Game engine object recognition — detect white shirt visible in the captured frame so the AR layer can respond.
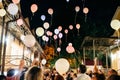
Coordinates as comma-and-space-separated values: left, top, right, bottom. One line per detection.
77, 73, 91, 80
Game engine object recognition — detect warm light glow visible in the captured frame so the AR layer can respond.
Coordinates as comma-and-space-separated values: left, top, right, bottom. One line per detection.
76, 24, 80, 29
48, 8, 53, 15
0, 9, 6, 17
58, 26, 62, 31
36, 27, 44, 37
64, 29, 68, 34
42, 35, 47, 41
66, 43, 75, 53
55, 58, 70, 75
57, 47, 61, 52
110, 19, 120, 30
31, 4, 38, 13
54, 29, 59, 35
17, 18, 23, 26
41, 15, 46, 21
43, 22, 50, 29
75, 6, 80, 12
69, 25, 73, 30
83, 7, 89, 14
41, 59, 47, 65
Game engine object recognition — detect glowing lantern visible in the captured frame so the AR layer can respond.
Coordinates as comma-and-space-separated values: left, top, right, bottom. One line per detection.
58, 33, 63, 39
45, 36, 49, 42
55, 58, 70, 75
76, 24, 80, 29
57, 47, 61, 52
23, 35, 36, 47
17, 18, 23, 26
69, 25, 73, 30
46, 31, 51, 36
7, 3, 18, 15
30, 4, 38, 13
54, 29, 59, 35
43, 22, 50, 29
36, 27, 44, 37
66, 0, 70, 2
41, 15, 46, 21
48, 8, 53, 15
12, 0, 20, 4
42, 35, 46, 41
83, 7, 89, 14
53, 35, 58, 40
49, 32, 53, 36
110, 19, 120, 30
66, 43, 75, 53
64, 29, 68, 34
0, 9, 6, 17
75, 6, 80, 12
58, 26, 62, 31
41, 59, 47, 65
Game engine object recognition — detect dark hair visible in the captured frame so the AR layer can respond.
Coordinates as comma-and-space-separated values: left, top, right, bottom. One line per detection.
0, 75, 6, 80
54, 74, 64, 80
79, 64, 86, 73
7, 69, 16, 77
107, 75, 120, 80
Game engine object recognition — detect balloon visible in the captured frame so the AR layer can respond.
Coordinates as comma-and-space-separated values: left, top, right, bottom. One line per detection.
83, 7, 89, 14
30, 4, 38, 13
54, 29, 59, 35
12, 0, 20, 4
75, 6, 80, 12
43, 22, 50, 29
48, 8, 53, 15
55, 58, 70, 75
0, 9, 6, 17
7, 3, 18, 15
36, 27, 44, 37
17, 18, 23, 26
110, 19, 120, 30
23, 35, 36, 47
41, 15, 46, 21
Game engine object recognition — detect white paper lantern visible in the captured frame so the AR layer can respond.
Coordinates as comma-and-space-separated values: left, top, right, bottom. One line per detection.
36, 27, 44, 37
41, 59, 47, 65
23, 35, 36, 47
41, 15, 46, 21
42, 35, 46, 41
76, 24, 80, 29
75, 6, 80, 12
110, 19, 120, 30
54, 29, 59, 35
57, 47, 61, 52
0, 9, 6, 17
7, 3, 18, 15
58, 33, 63, 39
69, 25, 73, 30
64, 29, 68, 34
43, 22, 50, 29
55, 58, 70, 75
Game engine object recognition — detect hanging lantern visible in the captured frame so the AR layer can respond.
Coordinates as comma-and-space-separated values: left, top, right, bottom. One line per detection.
83, 7, 89, 14
12, 0, 20, 4
0, 0, 2, 2
64, 29, 68, 34
43, 22, 50, 29
57, 47, 61, 52
53, 35, 58, 40
66, 0, 70, 2
58, 26, 62, 31
58, 33, 63, 39
30, 4, 38, 13
17, 18, 23, 26
66, 43, 75, 53
76, 24, 80, 29
54, 29, 59, 35
110, 19, 120, 30
49, 32, 53, 36
46, 31, 51, 36
41, 15, 46, 21
48, 8, 53, 15
42, 35, 47, 41
75, 6, 80, 12
0, 9, 6, 17
55, 58, 70, 75
7, 3, 18, 15
69, 25, 73, 30
41, 59, 47, 65
45, 36, 49, 42
36, 27, 44, 37
23, 35, 36, 47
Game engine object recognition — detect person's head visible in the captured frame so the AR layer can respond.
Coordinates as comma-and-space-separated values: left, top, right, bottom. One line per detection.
0, 75, 6, 80
108, 69, 118, 77
79, 64, 87, 73
54, 74, 64, 80
107, 75, 120, 80
92, 73, 105, 80
25, 66, 43, 80
6, 69, 17, 80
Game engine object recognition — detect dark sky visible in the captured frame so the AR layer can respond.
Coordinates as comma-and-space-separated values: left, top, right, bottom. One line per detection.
20, 0, 120, 48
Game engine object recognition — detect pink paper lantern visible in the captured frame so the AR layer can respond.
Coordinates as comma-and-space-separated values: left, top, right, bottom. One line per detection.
83, 7, 89, 14
53, 35, 58, 40
17, 18, 23, 26
57, 47, 61, 52
69, 25, 73, 30
58, 26, 62, 31
66, 43, 75, 53
48, 8, 53, 15
31, 4, 38, 13
64, 29, 68, 34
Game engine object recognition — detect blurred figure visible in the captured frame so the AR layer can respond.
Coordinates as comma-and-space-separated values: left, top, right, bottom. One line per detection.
54, 74, 64, 80
107, 75, 120, 80
77, 64, 91, 80
91, 73, 105, 80
25, 65, 43, 80
107, 69, 118, 77
0, 74, 6, 80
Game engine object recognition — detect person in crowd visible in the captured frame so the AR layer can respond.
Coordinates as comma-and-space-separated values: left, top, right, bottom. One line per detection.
54, 74, 64, 80
6, 68, 17, 80
107, 69, 118, 77
91, 72, 105, 80
25, 65, 43, 80
0, 74, 6, 80
77, 64, 91, 80
107, 74, 120, 80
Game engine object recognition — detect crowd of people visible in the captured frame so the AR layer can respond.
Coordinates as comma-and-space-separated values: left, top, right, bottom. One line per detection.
0, 59, 120, 80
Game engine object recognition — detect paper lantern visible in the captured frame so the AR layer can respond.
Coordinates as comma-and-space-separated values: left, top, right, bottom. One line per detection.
46, 31, 51, 36
0, 9, 6, 17
57, 47, 61, 52
36, 27, 44, 37
58, 33, 63, 39
0, 0, 2, 2
54, 29, 59, 35
43, 22, 50, 29
55, 58, 70, 75
69, 25, 73, 30
110, 19, 120, 30
75, 6, 80, 12
41, 15, 46, 21
45, 36, 49, 42
23, 35, 36, 47
48, 8, 53, 15
7, 3, 18, 15
31, 4, 38, 13
41, 59, 47, 65
17, 18, 23, 26
66, 43, 75, 53
53, 35, 58, 40
66, 0, 70, 2
76, 24, 80, 29
64, 29, 68, 34
58, 26, 62, 31
42, 35, 46, 41
83, 7, 89, 14
12, 0, 20, 4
